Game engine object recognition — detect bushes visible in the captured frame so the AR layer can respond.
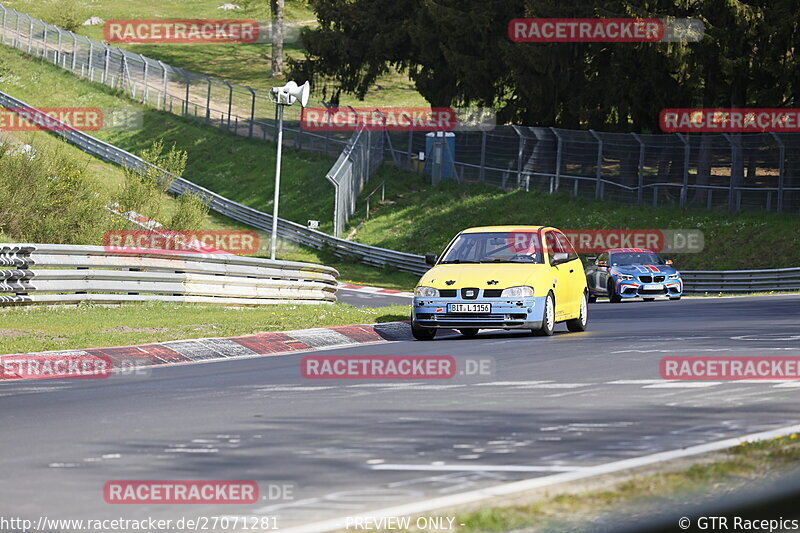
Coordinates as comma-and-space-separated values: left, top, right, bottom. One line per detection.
117, 140, 208, 231
0, 140, 122, 244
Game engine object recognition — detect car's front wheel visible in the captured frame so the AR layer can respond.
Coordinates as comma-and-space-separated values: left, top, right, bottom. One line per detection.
608, 280, 622, 303
532, 292, 555, 336
566, 293, 588, 332
411, 320, 436, 340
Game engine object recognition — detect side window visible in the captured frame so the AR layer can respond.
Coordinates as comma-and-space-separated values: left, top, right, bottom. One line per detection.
554, 232, 579, 262
544, 231, 561, 265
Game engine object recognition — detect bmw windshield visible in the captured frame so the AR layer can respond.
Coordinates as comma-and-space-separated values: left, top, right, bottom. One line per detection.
440, 232, 544, 264
610, 252, 666, 265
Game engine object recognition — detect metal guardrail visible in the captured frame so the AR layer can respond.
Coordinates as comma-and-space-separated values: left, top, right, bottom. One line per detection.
0, 90, 429, 275
1, 90, 797, 292
681, 267, 800, 294
0, 244, 338, 306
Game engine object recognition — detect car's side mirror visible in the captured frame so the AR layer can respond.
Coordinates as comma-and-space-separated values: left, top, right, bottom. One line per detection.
551, 252, 569, 265
425, 254, 438, 266
665, 259, 674, 266
597, 260, 608, 268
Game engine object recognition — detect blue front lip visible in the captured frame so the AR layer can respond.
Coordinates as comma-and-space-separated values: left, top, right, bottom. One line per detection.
413, 295, 546, 329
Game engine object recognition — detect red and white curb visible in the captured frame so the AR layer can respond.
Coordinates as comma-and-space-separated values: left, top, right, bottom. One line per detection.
0, 322, 413, 378
339, 284, 413, 298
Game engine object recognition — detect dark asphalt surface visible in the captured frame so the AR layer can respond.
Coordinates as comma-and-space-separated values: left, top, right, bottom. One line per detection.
1, 295, 799, 530
336, 288, 412, 308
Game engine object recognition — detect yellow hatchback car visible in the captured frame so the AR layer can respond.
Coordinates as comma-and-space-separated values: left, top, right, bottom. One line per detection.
412, 226, 588, 340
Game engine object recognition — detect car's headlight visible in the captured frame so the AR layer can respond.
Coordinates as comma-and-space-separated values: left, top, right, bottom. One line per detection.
668, 273, 680, 279
501, 286, 535, 298
618, 274, 634, 281
414, 286, 440, 297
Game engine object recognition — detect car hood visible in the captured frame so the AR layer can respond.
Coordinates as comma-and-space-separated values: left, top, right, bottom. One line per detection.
613, 264, 678, 276
418, 263, 554, 290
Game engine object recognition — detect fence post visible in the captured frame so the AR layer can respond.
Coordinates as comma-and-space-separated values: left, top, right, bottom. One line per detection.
512, 126, 525, 190
87, 40, 93, 77
183, 73, 191, 116
1, 7, 6, 45
56, 28, 64, 64
202, 74, 211, 122
13, 10, 20, 48
157, 60, 168, 110
27, 17, 33, 54
247, 87, 256, 137
675, 133, 690, 208
223, 80, 233, 128
723, 133, 739, 213
549, 127, 562, 194
479, 130, 487, 182
102, 45, 111, 85
770, 132, 785, 213
631, 133, 645, 205
407, 131, 414, 170
71, 34, 78, 71
589, 130, 603, 199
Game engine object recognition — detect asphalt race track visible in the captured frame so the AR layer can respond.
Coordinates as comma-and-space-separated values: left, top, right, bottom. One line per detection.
1, 295, 799, 530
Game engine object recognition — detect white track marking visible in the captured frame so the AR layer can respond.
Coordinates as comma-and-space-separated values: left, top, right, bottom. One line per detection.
643, 382, 721, 388
279, 422, 800, 533
369, 464, 588, 473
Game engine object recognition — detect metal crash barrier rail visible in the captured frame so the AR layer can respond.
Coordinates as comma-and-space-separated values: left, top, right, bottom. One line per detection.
0, 244, 339, 306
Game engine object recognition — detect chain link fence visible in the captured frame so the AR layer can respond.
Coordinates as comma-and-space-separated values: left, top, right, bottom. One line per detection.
326, 124, 385, 236
2, 4, 798, 224
389, 127, 800, 213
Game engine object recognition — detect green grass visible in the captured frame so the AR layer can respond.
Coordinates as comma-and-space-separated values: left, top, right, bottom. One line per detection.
1, 0, 428, 107
0, 301, 409, 354
372, 434, 800, 533
348, 177, 800, 270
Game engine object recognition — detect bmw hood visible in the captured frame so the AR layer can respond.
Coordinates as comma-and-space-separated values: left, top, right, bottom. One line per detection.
613, 264, 678, 276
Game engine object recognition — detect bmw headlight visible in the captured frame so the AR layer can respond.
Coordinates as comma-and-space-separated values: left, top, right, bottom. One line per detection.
618, 274, 634, 281
501, 286, 535, 298
414, 286, 440, 297
669, 273, 680, 279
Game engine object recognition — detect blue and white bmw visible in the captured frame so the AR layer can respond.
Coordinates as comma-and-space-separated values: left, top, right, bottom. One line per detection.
585, 248, 683, 303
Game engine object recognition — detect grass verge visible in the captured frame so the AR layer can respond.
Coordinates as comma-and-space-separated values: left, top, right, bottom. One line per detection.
358, 434, 800, 532
0, 301, 410, 354
350, 177, 800, 271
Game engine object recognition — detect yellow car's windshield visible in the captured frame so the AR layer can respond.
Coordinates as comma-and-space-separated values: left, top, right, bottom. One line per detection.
440, 231, 544, 264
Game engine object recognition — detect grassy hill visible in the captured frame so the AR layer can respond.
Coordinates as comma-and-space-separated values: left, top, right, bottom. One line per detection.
2, 44, 797, 289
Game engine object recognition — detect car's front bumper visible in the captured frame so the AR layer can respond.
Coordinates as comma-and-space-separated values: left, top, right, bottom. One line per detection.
412, 296, 546, 329
617, 279, 683, 298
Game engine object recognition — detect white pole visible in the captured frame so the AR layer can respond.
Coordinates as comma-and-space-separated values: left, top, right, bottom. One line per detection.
270, 104, 284, 260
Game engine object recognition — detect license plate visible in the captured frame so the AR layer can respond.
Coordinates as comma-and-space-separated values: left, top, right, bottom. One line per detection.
643, 284, 664, 290
449, 303, 491, 313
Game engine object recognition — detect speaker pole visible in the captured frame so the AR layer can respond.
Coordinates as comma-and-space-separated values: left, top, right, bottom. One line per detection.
270, 102, 284, 261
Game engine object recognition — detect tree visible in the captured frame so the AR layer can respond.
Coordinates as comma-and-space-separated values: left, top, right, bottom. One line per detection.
291, 0, 799, 131
270, 0, 285, 77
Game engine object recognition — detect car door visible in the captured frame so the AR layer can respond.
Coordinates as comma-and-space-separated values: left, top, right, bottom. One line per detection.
594, 252, 610, 293
553, 231, 584, 316
544, 230, 573, 320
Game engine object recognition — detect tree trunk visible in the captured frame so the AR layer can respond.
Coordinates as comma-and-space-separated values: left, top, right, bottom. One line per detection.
270, 0, 284, 77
